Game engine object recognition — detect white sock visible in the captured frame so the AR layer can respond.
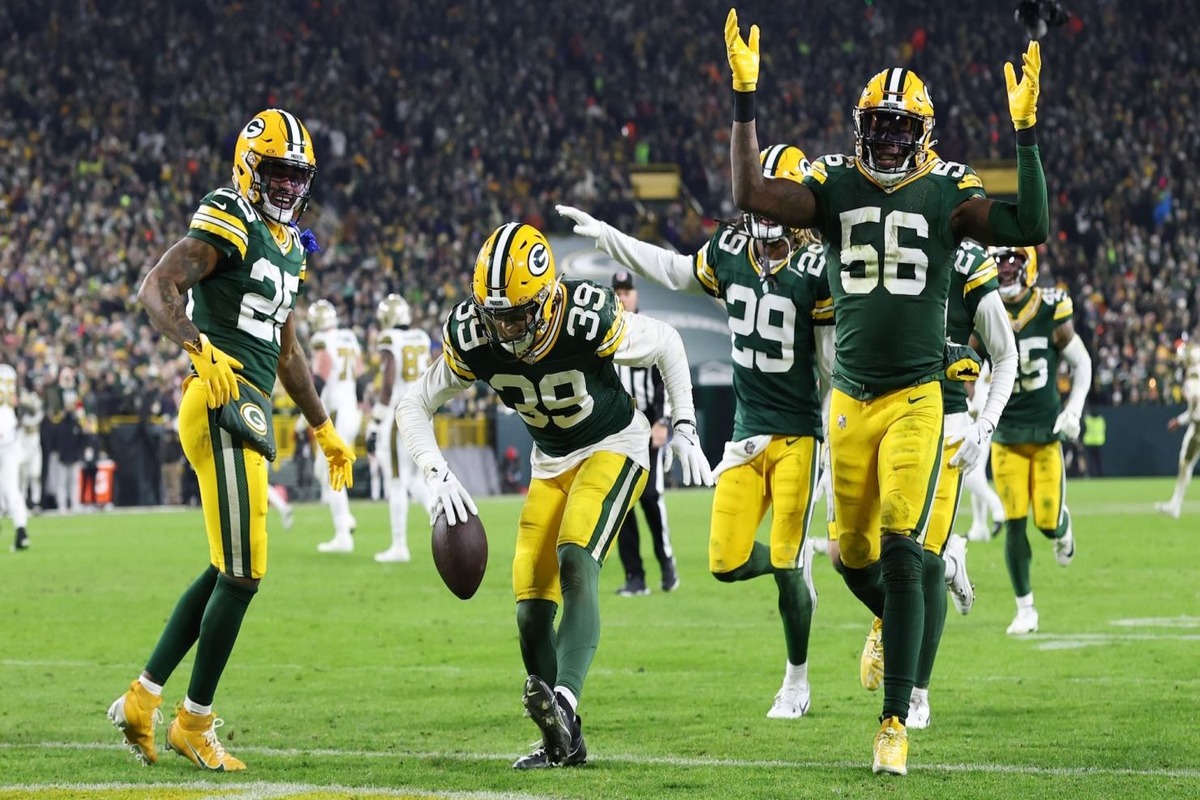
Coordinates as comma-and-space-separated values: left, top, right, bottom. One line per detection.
1016, 592, 1035, 611
137, 675, 163, 696
554, 686, 578, 717
183, 697, 213, 717
911, 686, 929, 702
783, 661, 808, 689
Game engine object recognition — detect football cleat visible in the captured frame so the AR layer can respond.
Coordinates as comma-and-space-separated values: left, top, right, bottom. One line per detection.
872, 716, 909, 776
107, 680, 163, 766
860, 617, 885, 691
374, 545, 412, 563
766, 682, 811, 719
12, 527, 29, 551
616, 575, 650, 597
1155, 501, 1182, 520
907, 688, 930, 730
943, 534, 974, 615
521, 676, 573, 765
513, 715, 588, 769
1006, 606, 1039, 636
316, 534, 354, 554
280, 506, 294, 531
165, 707, 246, 771
661, 559, 680, 593
1053, 515, 1076, 566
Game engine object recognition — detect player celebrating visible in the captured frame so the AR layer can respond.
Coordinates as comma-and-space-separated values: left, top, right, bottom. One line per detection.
988, 246, 1090, 636
558, 142, 833, 720
370, 294, 433, 562
1156, 340, 1200, 518
308, 299, 363, 553
725, 8, 1048, 775
108, 108, 355, 772
397, 222, 712, 769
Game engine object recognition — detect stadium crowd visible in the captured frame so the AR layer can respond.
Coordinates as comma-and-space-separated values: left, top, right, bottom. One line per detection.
1, 0, 1197, 479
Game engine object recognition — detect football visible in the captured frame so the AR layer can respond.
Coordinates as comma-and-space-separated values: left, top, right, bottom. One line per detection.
431, 511, 488, 600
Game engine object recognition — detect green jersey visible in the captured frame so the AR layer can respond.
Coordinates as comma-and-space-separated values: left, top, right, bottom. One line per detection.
803, 154, 985, 399
441, 279, 634, 458
993, 287, 1074, 444
693, 228, 832, 440
944, 242, 1000, 414
186, 188, 307, 394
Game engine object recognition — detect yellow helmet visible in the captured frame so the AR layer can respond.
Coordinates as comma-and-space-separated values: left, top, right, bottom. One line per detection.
853, 68, 936, 187
377, 293, 412, 329
308, 299, 338, 332
232, 109, 317, 225
743, 145, 812, 277
472, 222, 558, 360
989, 246, 1039, 299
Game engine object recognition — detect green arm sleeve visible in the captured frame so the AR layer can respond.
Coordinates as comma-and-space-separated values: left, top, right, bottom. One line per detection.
986, 130, 1049, 246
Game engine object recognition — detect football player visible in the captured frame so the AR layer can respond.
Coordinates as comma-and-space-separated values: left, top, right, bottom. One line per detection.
397, 222, 712, 769
726, 9, 1048, 775
17, 386, 43, 512
1156, 340, 1200, 518
988, 246, 1090, 636
558, 142, 833, 720
370, 293, 433, 562
308, 299, 364, 553
109, 108, 355, 772
0, 363, 30, 551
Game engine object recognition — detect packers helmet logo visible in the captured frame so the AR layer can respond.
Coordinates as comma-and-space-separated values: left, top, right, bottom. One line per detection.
243, 118, 265, 139
528, 243, 550, 277
239, 402, 269, 435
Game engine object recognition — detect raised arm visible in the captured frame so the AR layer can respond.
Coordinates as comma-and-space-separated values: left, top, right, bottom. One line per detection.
556, 205, 703, 294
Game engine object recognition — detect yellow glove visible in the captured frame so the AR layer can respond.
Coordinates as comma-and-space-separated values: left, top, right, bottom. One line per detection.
313, 419, 356, 491
1004, 40, 1041, 130
183, 333, 243, 409
724, 8, 759, 92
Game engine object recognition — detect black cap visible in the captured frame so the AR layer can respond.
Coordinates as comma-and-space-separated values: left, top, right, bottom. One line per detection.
612, 270, 635, 290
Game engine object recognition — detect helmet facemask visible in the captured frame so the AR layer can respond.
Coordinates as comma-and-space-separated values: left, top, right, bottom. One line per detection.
854, 108, 932, 188
476, 286, 553, 361
993, 249, 1032, 300
742, 213, 794, 280
250, 157, 316, 225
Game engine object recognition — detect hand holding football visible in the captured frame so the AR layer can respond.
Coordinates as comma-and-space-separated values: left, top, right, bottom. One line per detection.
431, 511, 488, 599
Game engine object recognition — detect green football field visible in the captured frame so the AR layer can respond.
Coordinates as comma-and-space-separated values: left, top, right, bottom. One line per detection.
1, 477, 1197, 800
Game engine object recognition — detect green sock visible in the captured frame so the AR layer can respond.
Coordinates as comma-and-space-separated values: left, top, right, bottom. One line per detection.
914, 552, 947, 689
554, 544, 602, 702
773, 568, 813, 666
712, 540, 773, 582
145, 565, 219, 684
880, 535, 924, 723
840, 560, 885, 619
1005, 517, 1033, 597
516, 599, 559, 686
186, 575, 257, 706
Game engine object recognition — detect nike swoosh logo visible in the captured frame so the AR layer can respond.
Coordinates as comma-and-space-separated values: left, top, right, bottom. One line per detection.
210, 199, 227, 210
785, 437, 800, 446
211, 353, 219, 364
908, 396, 926, 405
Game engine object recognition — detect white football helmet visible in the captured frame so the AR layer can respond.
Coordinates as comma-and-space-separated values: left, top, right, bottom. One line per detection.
309, 299, 338, 332
377, 294, 412, 329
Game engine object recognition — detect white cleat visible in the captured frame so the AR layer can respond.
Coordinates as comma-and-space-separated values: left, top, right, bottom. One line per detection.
317, 536, 354, 554
1006, 606, 1039, 635
766, 682, 811, 719
907, 688, 930, 730
1155, 501, 1181, 520
374, 546, 411, 563
280, 506, 294, 531
943, 534, 974, 615
1053, 516, 1076, 567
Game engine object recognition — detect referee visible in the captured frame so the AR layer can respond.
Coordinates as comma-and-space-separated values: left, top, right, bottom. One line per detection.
612, 271, 679, 595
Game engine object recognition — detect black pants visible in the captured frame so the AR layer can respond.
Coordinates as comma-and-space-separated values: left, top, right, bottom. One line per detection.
616, 446, 673, 580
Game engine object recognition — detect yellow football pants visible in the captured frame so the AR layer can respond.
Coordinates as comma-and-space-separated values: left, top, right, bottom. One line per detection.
991, 440, 1066, 531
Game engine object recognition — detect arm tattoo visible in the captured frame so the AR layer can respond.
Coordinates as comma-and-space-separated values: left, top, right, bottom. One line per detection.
138, 238, 216, 347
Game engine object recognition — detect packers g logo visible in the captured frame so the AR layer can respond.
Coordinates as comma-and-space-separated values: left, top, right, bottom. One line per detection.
243, 118, 265, 139
240, 402, 269, 435
527, 243, 550, 277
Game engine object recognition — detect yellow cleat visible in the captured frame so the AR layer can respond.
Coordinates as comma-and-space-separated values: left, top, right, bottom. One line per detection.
107, 680, 163, 766
872, 715, 909, 776
165, 706, 247, 771
859, 617, 885, 691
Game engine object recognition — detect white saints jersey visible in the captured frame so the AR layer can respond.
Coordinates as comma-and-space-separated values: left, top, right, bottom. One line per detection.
377, 326, 432, 404
312, 327, 362, 405
1182, 343, 1200, 382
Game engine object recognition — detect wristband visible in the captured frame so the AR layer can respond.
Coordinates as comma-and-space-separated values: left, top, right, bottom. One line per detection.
733, 91, 755, 123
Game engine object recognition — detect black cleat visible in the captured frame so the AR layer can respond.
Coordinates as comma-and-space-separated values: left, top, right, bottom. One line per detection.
660, 558, 680, 593
989, 520, 1003, 540
514, 715, 587, 769
616, 575, 650, 597
12, 527, 29, 552
520, 676, 573, 765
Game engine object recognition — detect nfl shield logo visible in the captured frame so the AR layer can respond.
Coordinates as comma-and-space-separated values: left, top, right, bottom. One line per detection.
837, 414, 847, 430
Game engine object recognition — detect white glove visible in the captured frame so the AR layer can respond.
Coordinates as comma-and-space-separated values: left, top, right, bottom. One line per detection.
816, 442, 832, 501
1053, 409, 1081, 440
947, 419, 995, 474
663, 421, 714, 487
426, 465, 478, 526
556, 204, 605, 240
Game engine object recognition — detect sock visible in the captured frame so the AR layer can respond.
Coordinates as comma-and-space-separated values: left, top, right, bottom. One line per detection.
138, 675, 164, 696
186, 574, 257, 707
911, 686, 929, 702
840, 560, 885, 618
554, 686, 579, 717
879, 535, 924, 723
773, 567, 813, 666
1016, 592, 1035, 611
145, 565, 219, 684
783, 660, 808, 690
516, 599, 559, 686
183, 697, 213, 717
915, 551, 947, 688
1004, 517, 1033, 597
712, 540, 773, 582
553, 544, 602, 702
